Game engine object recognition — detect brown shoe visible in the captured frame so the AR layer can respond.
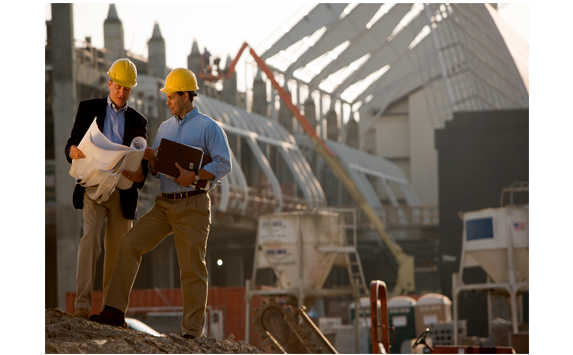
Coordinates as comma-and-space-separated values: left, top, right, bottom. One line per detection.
182, 334, 196, 340
73, 307, 90, 320
89, 306, 127, 328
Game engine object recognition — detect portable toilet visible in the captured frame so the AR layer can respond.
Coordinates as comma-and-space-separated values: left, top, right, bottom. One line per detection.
414, 293, 452, 335
349, 297, 370, 325
388, 296, 417, 354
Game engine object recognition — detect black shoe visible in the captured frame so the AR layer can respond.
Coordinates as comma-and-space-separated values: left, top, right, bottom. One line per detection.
89, 306, 127, 328
182, 334, 196, 340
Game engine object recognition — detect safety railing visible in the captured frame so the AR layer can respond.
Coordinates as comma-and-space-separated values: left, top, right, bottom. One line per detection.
341, 205, 439, 229
208, 186, 438, 228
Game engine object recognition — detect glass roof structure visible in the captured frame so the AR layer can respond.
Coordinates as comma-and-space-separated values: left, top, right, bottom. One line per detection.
259, 3, 528, 131
195, 95, 326, 214
296, 135, 421, 209
196, 93, 424, 214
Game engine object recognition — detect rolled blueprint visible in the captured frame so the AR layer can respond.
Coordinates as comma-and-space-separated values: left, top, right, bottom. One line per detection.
116, 136, 147, 190
69, 117, 147, 202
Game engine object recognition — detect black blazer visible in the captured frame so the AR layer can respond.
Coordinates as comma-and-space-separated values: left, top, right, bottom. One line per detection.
65, 98, 149, 220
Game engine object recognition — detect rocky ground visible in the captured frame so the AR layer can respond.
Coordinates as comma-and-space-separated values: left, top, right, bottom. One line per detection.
45, 308, 266, 354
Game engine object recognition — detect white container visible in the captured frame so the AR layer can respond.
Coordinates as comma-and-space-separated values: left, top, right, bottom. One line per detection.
461, 206, 529, 284
256, 211, 344, 290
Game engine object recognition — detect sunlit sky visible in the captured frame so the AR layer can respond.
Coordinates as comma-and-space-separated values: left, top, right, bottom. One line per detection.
44, 3, 529, 75
44, 2, 318, 71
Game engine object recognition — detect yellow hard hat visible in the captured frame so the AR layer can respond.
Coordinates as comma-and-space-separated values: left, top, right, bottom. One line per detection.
160, 68, 199, 94
107, 58, 138, 88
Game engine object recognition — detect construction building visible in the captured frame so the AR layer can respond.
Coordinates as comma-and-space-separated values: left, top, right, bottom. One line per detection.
45, 3, 528, 345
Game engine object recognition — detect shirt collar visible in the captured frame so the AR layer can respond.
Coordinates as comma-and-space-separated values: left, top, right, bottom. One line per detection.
176, 107, 198, 123
107, 95, 129, 113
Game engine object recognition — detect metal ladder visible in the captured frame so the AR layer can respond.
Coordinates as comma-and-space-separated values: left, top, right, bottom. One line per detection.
345, 248, 368, 297
318, 208, 368, 298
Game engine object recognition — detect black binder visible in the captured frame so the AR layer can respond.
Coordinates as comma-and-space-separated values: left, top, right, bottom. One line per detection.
154, 138, 212, 189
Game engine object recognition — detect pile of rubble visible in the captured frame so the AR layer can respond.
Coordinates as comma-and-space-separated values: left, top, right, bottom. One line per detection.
45, 308, 265, 354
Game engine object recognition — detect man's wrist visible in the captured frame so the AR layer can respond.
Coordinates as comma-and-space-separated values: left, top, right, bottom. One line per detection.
149, 158, 157, 175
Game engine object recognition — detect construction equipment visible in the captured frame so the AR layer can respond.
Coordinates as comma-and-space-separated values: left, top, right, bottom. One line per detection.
251, 280, 517, 354
411, 328, 516, 354
369, 280, 517, 354
227, 42, 415, 297
198, 44, 248, 82
253, 298, 338, 354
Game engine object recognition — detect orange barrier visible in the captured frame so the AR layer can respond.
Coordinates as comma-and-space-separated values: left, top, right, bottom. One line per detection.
370, 280, 391, 354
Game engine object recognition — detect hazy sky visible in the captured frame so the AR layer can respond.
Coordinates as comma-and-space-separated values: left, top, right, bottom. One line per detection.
45, 2, 318, 70
497, 3, 529, 42
45, 3, 529, 72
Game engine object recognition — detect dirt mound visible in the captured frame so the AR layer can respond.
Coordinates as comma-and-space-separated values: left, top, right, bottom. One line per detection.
45, 308, 265, 354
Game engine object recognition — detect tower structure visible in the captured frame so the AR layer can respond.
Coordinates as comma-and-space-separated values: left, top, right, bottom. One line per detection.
346, 114, 359, 148
103, 3, 125, 63
251, 69, 268, 116
221, 54, 237, 106
147, 21, 166, 79
278, 85, 295, 134
187, 39, 202, 88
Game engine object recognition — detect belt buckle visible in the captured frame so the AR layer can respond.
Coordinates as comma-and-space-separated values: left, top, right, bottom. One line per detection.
177, 192, 184, 200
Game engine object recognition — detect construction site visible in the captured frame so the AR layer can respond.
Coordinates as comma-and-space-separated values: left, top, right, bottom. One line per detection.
45, 3, 529, 354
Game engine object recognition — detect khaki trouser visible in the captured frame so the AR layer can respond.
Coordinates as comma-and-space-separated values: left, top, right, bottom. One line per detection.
75, 189, 133, 311
105, 193, 211, 338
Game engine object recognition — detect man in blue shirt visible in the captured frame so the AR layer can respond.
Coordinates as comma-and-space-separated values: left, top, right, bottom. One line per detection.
91, 68, 231, 340
65, 58, 148, 321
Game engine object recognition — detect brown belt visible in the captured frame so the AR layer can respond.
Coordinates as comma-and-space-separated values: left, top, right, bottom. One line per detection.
161, 190, 206, 200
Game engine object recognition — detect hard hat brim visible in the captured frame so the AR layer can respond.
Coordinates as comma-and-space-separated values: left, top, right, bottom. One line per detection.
108, 75, 137, 89
160, 86, 199, 94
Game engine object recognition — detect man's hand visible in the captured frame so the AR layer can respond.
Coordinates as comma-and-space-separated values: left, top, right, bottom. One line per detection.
70, 145, 86, 159
144, 147, 159, 173
143, 147, 158, 161
122, 163, 145, 183
174, 162, 196, 187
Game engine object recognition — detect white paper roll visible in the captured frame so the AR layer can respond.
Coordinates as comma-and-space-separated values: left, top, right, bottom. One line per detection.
69, 117, 148, 196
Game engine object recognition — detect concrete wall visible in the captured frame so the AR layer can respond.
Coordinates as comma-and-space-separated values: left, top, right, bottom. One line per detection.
368, 98, 409, 202
366, 92, 442, 206
373, 98, 410, 163
51, 3, 82, 310
409, 88, 441, 206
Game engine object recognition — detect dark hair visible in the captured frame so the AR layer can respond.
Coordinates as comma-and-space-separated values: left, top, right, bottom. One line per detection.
176, 91, 197, 102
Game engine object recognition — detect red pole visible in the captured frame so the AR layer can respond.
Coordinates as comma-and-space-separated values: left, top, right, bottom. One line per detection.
370, 280, 390, 354
225, 42, 249, 80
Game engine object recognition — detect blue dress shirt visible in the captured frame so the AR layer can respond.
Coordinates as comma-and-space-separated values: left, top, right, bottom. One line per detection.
103, 95, 127, 144
151, 107, 232, 194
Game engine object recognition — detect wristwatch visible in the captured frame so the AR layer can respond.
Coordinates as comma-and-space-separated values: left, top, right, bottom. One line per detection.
194, 172, 201, 182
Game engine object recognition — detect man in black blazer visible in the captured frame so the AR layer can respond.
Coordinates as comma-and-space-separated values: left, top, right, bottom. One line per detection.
64, 58, 149, 321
